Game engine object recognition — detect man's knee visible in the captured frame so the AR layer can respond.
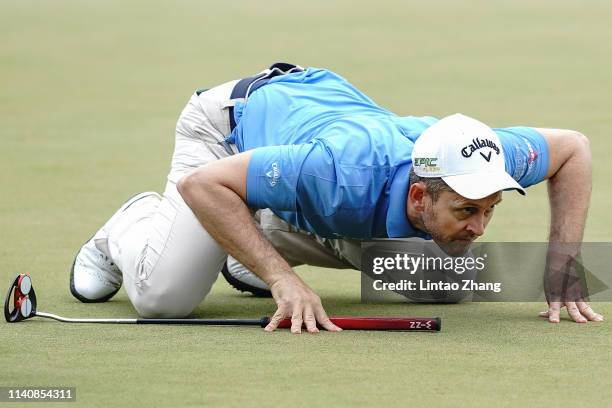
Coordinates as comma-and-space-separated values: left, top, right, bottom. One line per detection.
131, 288, 200, 318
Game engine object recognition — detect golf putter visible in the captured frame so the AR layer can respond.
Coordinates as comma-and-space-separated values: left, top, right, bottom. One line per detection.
4, 274, 441, 331
4, 273, 37, 323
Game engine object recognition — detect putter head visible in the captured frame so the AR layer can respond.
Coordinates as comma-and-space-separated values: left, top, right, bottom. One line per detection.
4, 274, 37, 323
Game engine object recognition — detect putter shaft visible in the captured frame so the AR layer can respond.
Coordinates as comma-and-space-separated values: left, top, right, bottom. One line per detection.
33, 312, 440, 331
35, 312, 267, 326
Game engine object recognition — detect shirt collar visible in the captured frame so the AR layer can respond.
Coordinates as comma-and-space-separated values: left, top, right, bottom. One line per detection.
386, 163, 432, 239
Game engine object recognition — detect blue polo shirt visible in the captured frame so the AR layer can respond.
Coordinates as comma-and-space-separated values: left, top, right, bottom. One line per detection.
228, 67, 549, 239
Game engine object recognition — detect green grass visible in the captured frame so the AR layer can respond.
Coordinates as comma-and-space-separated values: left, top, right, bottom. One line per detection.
1, 1, 611, 406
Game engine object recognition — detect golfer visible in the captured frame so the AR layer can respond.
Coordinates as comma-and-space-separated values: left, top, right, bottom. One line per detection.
70, 63, 603, 333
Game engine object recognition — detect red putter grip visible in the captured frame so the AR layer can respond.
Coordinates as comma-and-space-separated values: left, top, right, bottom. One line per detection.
275, 316, 441, 331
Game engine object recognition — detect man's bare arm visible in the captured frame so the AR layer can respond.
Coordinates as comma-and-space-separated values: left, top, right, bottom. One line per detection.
177, 151, 341, 333
535, 127, 603, 323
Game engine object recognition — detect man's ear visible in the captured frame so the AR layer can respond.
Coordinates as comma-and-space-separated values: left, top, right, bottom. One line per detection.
408, 182, 428, 213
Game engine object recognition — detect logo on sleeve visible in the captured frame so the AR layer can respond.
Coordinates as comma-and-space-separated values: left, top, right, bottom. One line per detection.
512, 144, 526, 180
461, 138, 500, 162
266, 162, 280, 187
525, 139, 539, 177
526, 141, 538, 165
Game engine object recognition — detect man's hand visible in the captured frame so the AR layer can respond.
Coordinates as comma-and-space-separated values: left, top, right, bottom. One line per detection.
265, 276, 342, 333
536, 128, 604, 323
539, 302, 604, 323
539, 247, 604, 323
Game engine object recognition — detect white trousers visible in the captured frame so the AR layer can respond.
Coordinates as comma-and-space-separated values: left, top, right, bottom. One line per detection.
105, 79, 360, 318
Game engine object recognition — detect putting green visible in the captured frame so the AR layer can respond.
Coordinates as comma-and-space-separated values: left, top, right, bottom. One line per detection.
1, 1, 611, 406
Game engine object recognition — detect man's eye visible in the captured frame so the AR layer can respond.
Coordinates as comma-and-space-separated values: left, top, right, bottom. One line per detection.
461, 208, 476, 215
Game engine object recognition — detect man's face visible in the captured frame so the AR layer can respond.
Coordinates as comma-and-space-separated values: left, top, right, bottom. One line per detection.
420, 190, 502, 256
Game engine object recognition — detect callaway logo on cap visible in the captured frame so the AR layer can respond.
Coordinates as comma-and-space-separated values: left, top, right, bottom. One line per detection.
411, 113, 525, 199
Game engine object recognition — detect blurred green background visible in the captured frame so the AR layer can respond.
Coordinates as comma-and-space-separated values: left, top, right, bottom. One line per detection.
1, 1, 611, 407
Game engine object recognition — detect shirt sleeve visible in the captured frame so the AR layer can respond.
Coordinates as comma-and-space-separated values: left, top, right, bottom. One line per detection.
494, 126, 550, 188
246, 144, 315, 211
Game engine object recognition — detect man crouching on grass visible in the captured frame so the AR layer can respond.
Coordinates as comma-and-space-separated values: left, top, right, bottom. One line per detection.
69, 63, 603, 332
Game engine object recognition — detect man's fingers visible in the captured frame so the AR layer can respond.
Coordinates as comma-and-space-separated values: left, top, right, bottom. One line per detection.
291, 308, 303, 334
303, 306, 319, 334
266, 279, 338, 333
565, 301, 587, 323
548, 302, 561, 323
314, 307, 342, 332
540, 302, 604, 323
264, 308, 286, 332
576, 301, 604, 322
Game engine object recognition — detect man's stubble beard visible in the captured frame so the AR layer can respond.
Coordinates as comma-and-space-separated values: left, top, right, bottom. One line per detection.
421, 205, 472, 257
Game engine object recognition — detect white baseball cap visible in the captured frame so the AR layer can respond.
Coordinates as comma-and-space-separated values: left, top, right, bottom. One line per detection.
411, 113, 525, 199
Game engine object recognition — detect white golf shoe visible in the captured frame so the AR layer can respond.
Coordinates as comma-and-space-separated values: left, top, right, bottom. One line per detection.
70, 192, 161, 303
221, 256, 272, 297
